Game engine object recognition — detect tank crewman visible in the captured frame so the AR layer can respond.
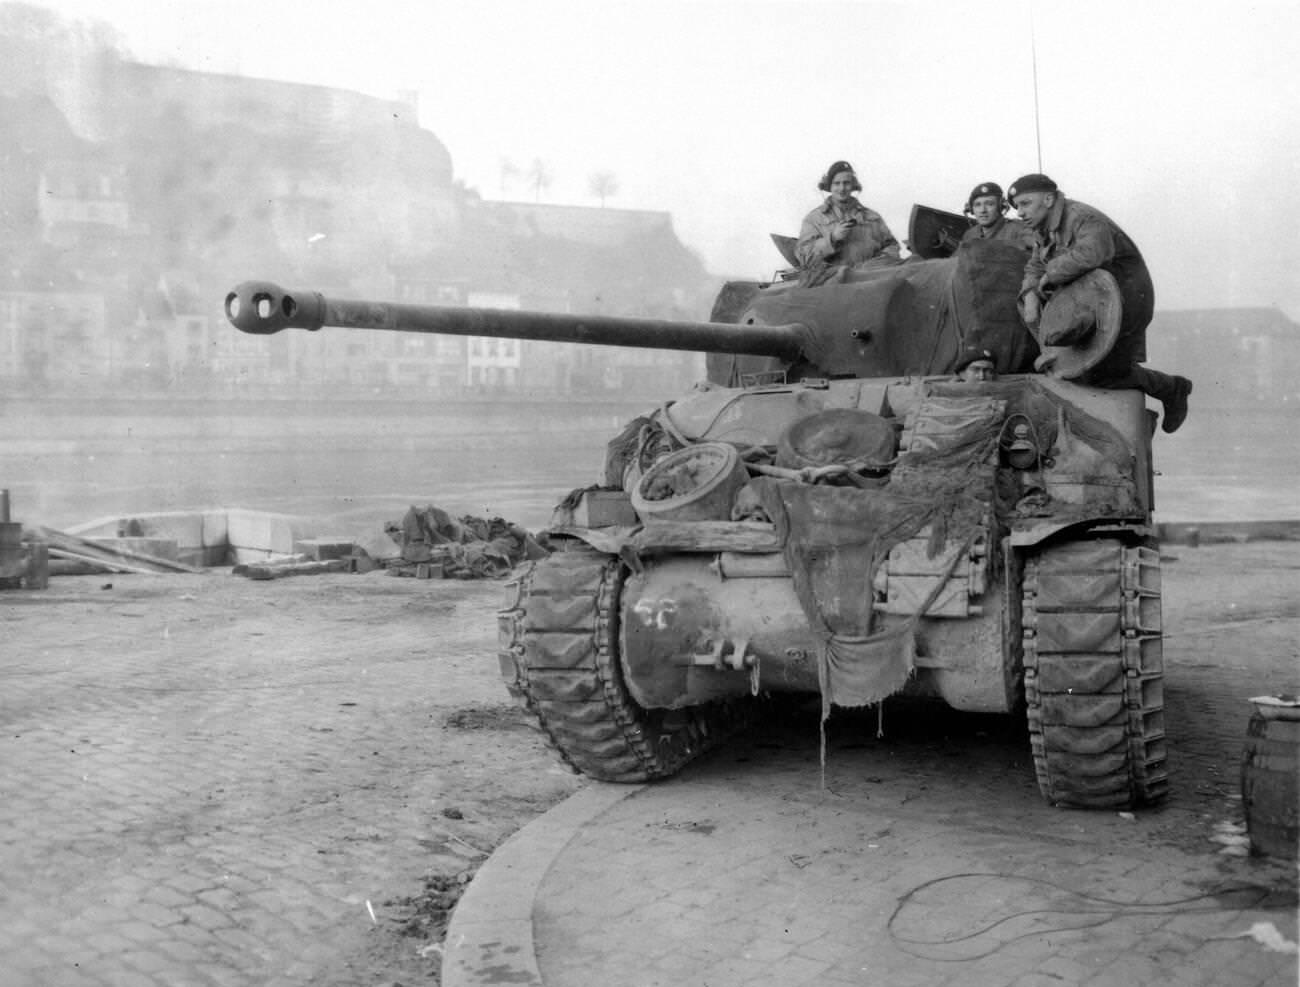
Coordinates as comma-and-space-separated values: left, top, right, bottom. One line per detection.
961, 182, 1036, 251
795, 160, 901, 271
1010, 173, 1193, 433
953, 345, 998, 382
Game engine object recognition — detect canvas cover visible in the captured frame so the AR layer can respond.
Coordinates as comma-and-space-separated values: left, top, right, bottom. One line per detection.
725, 242, 1036, 381
748, 377, 1139, 713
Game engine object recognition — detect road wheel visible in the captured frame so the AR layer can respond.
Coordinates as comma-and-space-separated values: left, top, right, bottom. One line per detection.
498, 550, 747, 781
1022, 538, 1169, 808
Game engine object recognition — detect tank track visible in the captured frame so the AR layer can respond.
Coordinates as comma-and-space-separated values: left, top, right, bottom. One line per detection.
1022, 538, 1169, 808
498, 549, 748, 782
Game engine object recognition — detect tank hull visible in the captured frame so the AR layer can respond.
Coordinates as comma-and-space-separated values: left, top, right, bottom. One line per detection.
619, 554, 1017, 714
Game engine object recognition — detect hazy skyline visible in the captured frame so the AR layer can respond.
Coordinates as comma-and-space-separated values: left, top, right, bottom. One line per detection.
29, 0, 1300, 317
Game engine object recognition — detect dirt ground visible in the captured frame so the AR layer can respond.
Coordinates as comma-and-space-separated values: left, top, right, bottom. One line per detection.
1, 539, 1297, 986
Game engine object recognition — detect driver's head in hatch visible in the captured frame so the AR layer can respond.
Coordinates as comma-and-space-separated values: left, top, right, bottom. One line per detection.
955, 346, 998, 382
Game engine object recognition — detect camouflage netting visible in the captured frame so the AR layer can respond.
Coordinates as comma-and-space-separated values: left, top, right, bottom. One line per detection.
752, 377, 1141, 712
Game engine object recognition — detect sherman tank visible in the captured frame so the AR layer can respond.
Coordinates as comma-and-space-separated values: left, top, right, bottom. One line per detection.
226, 209, 1168, 809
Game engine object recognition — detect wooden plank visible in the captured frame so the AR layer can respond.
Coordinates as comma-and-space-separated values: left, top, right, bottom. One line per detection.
233, 559, 349, 580
632, 521, 781, 554
36, 526, 204, 574
47, 547, 161, 576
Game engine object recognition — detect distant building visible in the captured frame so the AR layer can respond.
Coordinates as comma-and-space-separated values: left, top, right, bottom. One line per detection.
0, 289, 106, 386
1148, 307, 1300, 404
0, 34, 713, 398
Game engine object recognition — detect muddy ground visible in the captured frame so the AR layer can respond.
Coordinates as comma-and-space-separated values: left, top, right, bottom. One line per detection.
0, 540, 1296, 986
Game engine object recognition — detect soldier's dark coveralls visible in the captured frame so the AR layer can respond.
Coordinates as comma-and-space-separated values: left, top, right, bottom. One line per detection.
1016, 185, 1192, 432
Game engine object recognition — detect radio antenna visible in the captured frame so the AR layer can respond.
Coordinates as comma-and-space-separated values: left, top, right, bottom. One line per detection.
1030, 0, 1043, 171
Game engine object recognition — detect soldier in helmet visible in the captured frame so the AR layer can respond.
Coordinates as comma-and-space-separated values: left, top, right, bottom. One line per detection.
1010, 173, 1193, 433
961, 181, 1035, 251
795, 160, 901, 273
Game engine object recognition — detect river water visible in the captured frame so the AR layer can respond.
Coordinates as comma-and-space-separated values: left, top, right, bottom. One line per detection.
0, 394, 1295, 534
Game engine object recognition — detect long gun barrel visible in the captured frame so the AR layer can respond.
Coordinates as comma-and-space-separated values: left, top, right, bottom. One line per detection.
225, 281, 807, 360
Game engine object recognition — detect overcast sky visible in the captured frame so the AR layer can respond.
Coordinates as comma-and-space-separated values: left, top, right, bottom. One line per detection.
34, 0, 1300, 317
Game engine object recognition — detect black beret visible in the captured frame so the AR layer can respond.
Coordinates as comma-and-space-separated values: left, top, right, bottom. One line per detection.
1007, 174, 1058, 199
954, 346, 997, 373
818, 160, 862, 192
965, 182, 1006, 213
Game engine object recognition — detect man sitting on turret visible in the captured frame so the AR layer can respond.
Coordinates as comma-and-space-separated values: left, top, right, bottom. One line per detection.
796, 160, 901, 277
961, 182, 1035, 251
1011, 173, 1192, 434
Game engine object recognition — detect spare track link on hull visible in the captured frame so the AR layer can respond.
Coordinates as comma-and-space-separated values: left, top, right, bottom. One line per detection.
1022, 538, 1169, 808
498, 550, 747, 782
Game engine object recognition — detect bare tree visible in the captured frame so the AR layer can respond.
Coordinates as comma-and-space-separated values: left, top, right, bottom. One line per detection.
498, 157, 520, 195
527, 158, 552, 202
587, 170, 619, 207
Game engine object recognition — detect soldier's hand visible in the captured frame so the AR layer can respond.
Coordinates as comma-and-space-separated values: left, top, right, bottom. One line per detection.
831, 219, 857, 243
1021, 292, 1042, 327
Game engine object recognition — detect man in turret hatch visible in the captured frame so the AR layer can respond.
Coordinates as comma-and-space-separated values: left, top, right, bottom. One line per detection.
796, 160, 900, 278
961, 181, 1035, 252
1010, 173, 1193, 433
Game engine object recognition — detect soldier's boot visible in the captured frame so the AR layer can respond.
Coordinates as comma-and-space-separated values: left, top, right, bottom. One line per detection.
1135, 367, 1193, 434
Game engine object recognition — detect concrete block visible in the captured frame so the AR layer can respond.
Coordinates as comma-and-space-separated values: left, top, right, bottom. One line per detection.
225, 510, 319, 555
347, 553, 379, 573
229, 546, 295, 565
0, 521, 22, 578
180, 545, 230, 567
354, 529, 403, 562
68, 511, 228, 555
292, 538, 356, 561
200, 512, 229, 549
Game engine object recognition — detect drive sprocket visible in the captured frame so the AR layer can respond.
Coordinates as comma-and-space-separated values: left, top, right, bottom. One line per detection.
498, 549, 748, 781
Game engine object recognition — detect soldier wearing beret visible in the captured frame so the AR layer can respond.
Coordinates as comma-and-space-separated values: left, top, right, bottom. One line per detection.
1010, 173, 1193, 433
961, 182, 1035, 252
954, 345, 998, 382
795, 160, 901, 273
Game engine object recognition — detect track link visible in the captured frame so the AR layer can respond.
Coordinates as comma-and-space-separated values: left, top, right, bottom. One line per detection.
498, 550, 746, 782
1022, 538, 1169, 808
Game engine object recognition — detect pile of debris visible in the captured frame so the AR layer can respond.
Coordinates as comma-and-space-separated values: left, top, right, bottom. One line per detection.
231, 505, 549, 581
9, 496, 549, 583
381, 505, 549, 579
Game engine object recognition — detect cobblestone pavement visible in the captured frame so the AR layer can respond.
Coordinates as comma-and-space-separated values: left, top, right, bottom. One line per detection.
0, 571, 581, 987
3, 544, 1297, 987
446, 542, 1299, 987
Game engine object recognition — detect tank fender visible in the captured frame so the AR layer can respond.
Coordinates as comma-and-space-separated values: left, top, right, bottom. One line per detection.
1008, 520, 1156, 550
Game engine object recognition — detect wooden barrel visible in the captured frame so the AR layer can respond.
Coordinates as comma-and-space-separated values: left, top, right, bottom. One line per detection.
1241, 706, 1300, 859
